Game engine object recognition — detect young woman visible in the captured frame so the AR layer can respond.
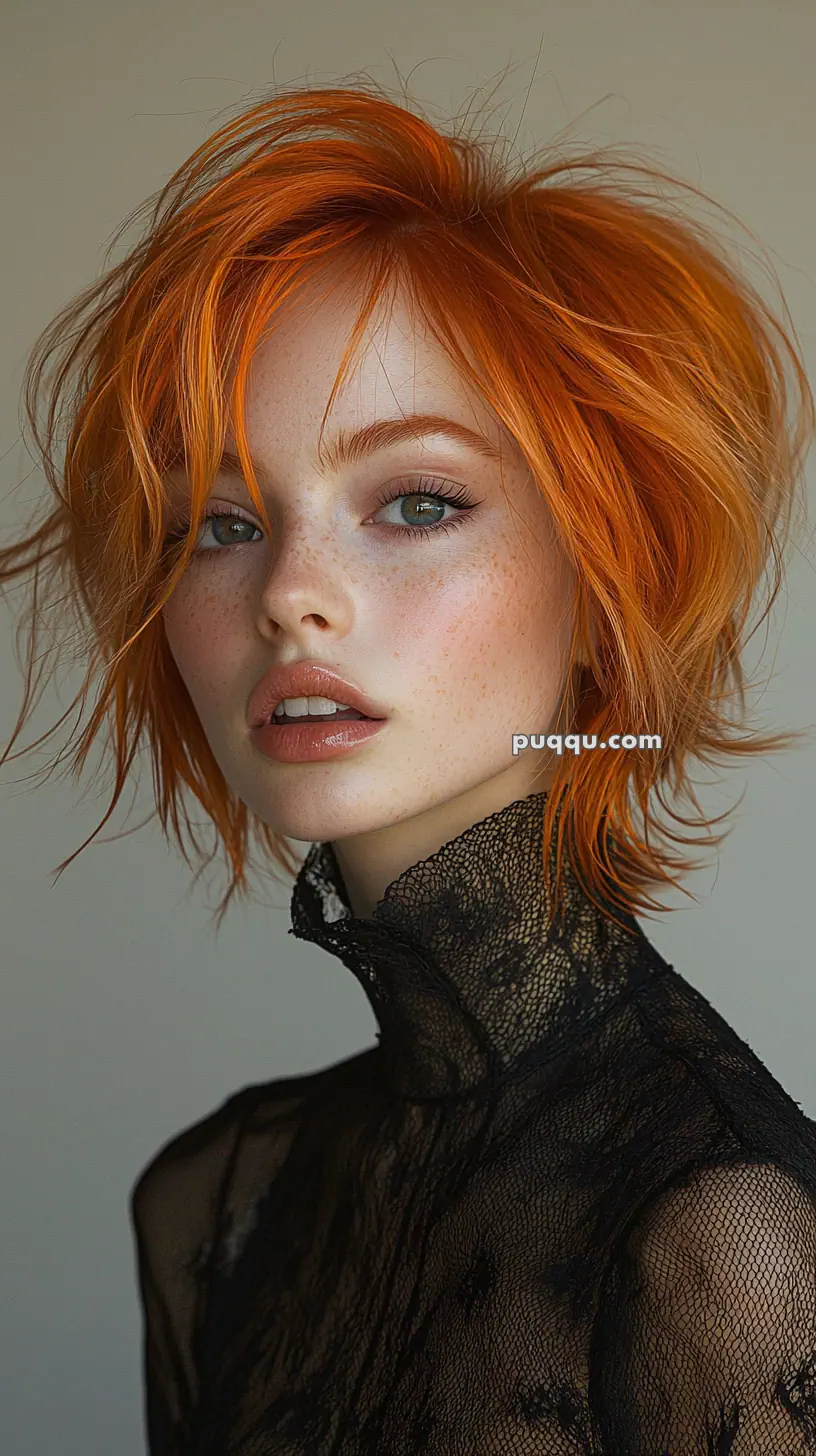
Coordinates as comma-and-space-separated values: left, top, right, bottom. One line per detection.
4, 79, 816, 1454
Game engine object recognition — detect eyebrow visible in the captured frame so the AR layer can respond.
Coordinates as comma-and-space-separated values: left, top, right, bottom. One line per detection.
215, 413, 503, 482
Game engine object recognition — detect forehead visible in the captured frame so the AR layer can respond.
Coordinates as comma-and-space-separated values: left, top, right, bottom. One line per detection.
224, 262, 513, 462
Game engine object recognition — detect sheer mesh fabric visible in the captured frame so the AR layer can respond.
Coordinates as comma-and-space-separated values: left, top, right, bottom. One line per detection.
131, 791, 816, 1454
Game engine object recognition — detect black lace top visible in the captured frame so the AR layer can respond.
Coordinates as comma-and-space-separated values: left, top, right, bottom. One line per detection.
131, 791, 816, 1454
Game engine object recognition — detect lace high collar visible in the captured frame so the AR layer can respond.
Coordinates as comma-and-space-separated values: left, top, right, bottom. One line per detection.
288, 791, 668, 1102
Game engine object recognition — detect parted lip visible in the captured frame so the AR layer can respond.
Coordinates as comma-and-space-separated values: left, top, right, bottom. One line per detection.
247, 660, 390, 728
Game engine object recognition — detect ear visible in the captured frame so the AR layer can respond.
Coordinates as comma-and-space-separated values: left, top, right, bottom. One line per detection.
573, 618, 598, 670
570, 581, 598, 670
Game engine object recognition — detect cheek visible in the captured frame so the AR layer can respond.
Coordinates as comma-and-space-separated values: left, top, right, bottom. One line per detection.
382, 546, 570, 723
161, 578, 246, 700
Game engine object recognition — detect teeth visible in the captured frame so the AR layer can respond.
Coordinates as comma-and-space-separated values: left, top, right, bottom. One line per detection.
272, 696, 352, 718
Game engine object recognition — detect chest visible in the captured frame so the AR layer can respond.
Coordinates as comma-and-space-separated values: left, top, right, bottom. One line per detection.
190, 1110, 616, 1455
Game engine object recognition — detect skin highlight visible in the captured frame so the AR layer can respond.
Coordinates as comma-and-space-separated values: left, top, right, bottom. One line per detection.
161, 264, 580, 919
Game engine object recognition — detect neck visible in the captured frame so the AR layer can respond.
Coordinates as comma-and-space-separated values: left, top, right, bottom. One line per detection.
330, 765, 556, 920
289, 789, 670, 1101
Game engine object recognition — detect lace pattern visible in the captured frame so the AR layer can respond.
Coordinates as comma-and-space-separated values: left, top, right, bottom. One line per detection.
130, 790, 816, 1453
289, 792, 667, 1099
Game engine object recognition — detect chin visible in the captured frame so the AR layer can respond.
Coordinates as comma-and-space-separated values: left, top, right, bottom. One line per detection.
238, 783, 397, 847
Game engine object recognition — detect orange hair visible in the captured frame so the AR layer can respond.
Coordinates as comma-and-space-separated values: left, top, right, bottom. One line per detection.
1, 76, 813, 936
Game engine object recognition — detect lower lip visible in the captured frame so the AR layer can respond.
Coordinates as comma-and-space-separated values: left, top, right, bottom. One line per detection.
250, 716, 387, 762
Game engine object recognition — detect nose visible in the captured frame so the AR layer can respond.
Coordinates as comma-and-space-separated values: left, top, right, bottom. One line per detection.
253, 526, 356, 642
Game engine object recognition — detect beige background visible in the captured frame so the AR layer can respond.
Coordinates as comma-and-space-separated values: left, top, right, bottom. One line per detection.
2, 2, 815, 1452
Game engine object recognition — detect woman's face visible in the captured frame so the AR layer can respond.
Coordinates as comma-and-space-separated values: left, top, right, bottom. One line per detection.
162, 262, 577, 868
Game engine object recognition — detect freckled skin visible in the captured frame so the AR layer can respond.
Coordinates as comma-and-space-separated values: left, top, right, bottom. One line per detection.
161, 262, 578, 917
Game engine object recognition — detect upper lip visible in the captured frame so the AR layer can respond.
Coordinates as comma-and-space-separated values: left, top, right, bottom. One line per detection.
247, 660, 390, 728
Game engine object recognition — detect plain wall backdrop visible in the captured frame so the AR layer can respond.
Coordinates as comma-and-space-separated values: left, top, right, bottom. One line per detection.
2, 2, 815, 1453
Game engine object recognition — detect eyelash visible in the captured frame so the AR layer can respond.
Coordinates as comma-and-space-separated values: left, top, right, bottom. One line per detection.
165, 477, 480, 554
